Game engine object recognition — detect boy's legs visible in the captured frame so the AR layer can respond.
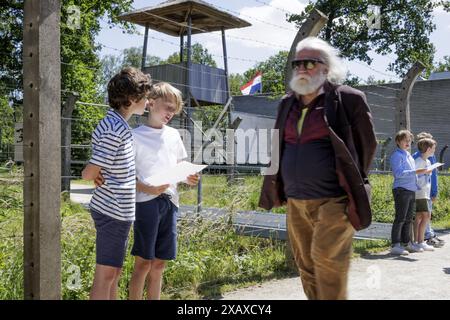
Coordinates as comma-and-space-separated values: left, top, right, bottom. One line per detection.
419, 212, 431, 243
392, 188, 414, 245
129, 256, 152, 300
401, 191, 415, 245
424, 222, 434, 240
129, 196, 177, 300
90, 210, 132, 300
146, 259, 166, 300
413, 213, 422, 243
110, 268, 124, 300
90, 264, 121, 300
416, 212, 427, 243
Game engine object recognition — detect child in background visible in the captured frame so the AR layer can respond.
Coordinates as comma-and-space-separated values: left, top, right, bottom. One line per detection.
390, 130, 431, 255
412, 132, 445, 248
413, 138, 436, 251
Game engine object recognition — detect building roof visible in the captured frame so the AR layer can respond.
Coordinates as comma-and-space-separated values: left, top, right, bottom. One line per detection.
118, 0, 251, 37
233, 95, 278, 118
428, 71, 450, 81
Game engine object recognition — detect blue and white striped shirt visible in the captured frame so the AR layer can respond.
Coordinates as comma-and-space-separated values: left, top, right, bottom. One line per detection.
89, 110, 136, 221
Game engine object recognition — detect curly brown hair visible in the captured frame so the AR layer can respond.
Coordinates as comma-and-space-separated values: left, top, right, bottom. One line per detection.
107, 67, 152, 110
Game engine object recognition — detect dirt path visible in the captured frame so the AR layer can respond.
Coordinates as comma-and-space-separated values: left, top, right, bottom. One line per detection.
221, 232, 450, 300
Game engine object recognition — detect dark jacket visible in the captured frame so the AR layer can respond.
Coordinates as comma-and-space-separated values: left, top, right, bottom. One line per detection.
258, 82, 377, 230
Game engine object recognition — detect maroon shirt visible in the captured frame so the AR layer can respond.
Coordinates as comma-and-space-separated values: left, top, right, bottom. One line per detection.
281, 92, 345, 200
283, 93, 329, 144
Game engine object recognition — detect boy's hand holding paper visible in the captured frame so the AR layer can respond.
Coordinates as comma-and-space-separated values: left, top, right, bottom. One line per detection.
144, 161, 207, 186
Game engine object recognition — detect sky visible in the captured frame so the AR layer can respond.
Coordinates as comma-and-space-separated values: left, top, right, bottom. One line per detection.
96, 0, 450, 84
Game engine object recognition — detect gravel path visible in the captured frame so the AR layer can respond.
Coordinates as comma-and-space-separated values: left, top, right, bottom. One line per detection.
221, 233, 450, 300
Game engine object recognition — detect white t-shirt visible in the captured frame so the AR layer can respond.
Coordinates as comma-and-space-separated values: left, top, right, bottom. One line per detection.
415, 156, 431, 200
132, 125, 188, 207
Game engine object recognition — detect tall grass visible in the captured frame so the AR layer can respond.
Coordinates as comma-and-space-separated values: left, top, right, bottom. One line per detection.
2, 168, 450, 299
0, 180, 288, 300
181, 174, 450, 226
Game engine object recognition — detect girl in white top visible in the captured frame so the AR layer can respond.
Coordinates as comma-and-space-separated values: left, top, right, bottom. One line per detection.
413, 138, 437, 252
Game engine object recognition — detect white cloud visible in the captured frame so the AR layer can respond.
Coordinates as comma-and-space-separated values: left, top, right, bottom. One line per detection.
226, 0, 306, 50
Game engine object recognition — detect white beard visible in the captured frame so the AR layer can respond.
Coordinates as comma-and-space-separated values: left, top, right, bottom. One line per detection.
289, 72, 327, 95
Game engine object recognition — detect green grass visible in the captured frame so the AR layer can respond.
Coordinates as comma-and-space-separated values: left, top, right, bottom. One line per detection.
2, 171, 450, 299
0, 181, 289, 300
181, 174, 450, 223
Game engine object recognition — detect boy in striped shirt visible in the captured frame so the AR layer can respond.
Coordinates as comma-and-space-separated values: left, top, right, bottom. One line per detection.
82, 67, 152, 299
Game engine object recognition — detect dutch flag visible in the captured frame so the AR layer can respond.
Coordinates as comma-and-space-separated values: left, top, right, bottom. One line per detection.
240, 72, 262, 95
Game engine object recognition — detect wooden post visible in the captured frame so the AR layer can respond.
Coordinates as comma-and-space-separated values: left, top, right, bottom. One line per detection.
23, 0, 61, 300
141, 23, 149, 70
221, 27, 235, 183
395, 61, 426, 132
380, 137, 392, 171
61, 93, 78, 192
183, 14, 201, 213
284, 9, 328, 92
179, 34, 184, 63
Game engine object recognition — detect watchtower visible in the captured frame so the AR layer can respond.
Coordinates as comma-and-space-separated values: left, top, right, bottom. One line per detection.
118, 0, 251, 149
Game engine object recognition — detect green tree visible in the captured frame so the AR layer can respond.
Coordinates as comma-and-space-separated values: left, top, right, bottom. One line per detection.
165, 43, 217, 67
343, 73, 363, 87
242, 51, 288, 97
288, 0, 450, 77
229, 73, 245, 96
433, 55, 450, 72
99, 47, 162, 100
0, 94, 14, 161
366, 75, 388, 85
0, 1, 137, 166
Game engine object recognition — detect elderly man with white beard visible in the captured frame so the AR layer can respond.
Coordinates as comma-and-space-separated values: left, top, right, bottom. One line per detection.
259, 37, 377, 300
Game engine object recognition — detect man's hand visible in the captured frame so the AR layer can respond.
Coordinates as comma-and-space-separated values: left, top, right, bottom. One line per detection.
186, 174, 200, 186
94, 172, 104, 187
432, 197, 437, 203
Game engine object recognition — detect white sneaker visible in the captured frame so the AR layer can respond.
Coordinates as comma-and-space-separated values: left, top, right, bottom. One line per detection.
390, 244, 409, 255
406, 242, 424, 253
419, 242, 435, 251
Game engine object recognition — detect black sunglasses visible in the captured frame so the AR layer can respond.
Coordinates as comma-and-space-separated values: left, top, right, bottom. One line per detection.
291, 59, 324, 70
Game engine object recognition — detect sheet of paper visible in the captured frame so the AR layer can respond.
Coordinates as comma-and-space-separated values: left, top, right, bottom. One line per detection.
427, 162, 444, 171
144, 161, 208, 186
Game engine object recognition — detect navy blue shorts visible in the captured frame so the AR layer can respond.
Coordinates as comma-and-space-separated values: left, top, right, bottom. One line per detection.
131, 194, 178, 261
91, 210, 132, 268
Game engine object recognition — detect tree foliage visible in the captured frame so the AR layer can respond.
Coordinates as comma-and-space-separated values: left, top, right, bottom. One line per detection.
165, 43, 217, 67
432, 55, 450, 73
288, 0, 450, 77
0, 0, 136, 164
242, 51, 288, 97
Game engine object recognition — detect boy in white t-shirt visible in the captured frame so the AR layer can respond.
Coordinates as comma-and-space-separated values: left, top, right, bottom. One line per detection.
413, 138, 437, 252
128, 82, 199, 300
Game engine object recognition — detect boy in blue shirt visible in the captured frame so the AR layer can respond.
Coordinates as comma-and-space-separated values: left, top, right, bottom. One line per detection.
82, 67, 152, 299
412, 132, 444, 247
390, 130, 431, 255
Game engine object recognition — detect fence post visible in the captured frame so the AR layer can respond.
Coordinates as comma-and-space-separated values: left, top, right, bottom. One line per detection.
380, 137, 392, 171
61, 93, 78, 192
395, 61, 425, 132
284, 9, 328, 92
23, 0, 61, 300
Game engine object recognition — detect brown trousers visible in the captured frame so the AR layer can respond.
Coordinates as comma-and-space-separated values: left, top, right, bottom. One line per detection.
287, 196, 355, 300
